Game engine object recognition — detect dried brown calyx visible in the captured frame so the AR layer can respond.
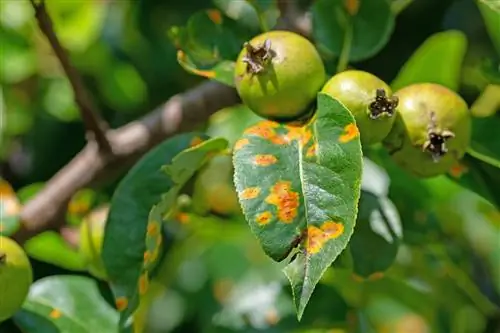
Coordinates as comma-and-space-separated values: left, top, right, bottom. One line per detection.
422, 111, 455, 162
242, 39, 275, 75
368, 88, 399, 119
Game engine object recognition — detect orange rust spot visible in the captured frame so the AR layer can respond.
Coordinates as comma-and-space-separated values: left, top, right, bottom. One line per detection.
234, 138, 250, 151
265, 181, 299, 223
177, 51, 216, 78
256, 211, 273, 225
254, 154, 278, 166
306, 143, 317, 158
344, 0, 360, 15
240, 187, 260, 200
147, 222, 160, 237
265, 308, 280, 325
190, 136, 204, 147
207, 9, 223, 25
143, 251, 151, 263
139, 272, 149, 295
305, 221, 345, 254
449, 163, 468, 178
339, 123, 359, 143
49, 309, 62, 319
245, 123, 277, 139
68, 200, 90, 216
176, 212, 190, 224
115, 297, 128, 311
351, 274, 365, 282
368, 272, 385, 281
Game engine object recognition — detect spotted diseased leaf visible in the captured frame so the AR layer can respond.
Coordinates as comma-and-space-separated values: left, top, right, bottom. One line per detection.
14, 276, 119, 333
104, 135, 228, 325
233, 93, 363, 319
0, 178, 21, 236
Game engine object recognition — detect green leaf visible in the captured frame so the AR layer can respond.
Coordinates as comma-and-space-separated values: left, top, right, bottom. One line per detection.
478, 0, 500, 55
168, 9, 252, 86
24, 231, 87, 271
350, 191, 402, 278
103, 133, 228, 325
0, 178, 21, 236
312, 0, 395, 62
245, 0, 280, 32
13, 276, 119, 333
468, 115, 500, 169
233, 92, 363, 319
391, 30, 467, 92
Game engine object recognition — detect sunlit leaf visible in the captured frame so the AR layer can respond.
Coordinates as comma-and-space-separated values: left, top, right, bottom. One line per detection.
24, 231, 87, 271
0, 178, 21, 236
312, 0, 395, 61
478, 0, 500, 55
0, 27, 36, 84
177, 50, 235, 86
43, 78, 79, 122
233, 93, 363, 319
14, 275, 119, 333
391, 30, 467, 91
103, 133, 228, 325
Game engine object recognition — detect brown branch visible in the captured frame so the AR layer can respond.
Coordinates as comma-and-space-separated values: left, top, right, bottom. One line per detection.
29, 0, 112, 152
14, 81, 240, 244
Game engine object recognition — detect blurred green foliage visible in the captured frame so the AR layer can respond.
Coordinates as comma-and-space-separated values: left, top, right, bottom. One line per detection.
1, 0, 500, 332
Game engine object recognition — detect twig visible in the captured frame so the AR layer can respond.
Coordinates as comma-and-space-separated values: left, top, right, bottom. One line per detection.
29, 0, 112, 152
14, 81, 240, 244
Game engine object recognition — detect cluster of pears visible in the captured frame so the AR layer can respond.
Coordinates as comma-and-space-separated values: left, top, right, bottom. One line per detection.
0, 236, 33, 322
233, 30, 471, 178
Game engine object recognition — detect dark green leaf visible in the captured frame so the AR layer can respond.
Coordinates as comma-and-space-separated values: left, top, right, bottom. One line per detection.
233, 92, 363, 319
350, 191, 402, 278
0, 178, 21, 236
391, 30, 467, 92
24, 231, 87, 271
103, 133, 228, 325
14, 276, 118, 333
312, 0, 395, 62
468, 115, 500, 169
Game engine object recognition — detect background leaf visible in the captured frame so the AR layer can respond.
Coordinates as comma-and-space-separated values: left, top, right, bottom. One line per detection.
233, 93, 363, 319
312, 0, 395, 62
390, 30, 467, 92
14, 275, 119, 333
0, 178, 21, 236
477, 0, 500, 55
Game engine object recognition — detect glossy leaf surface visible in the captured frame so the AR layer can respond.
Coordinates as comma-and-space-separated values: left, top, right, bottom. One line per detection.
233, 92, 363, 319
14, 276, 118, 333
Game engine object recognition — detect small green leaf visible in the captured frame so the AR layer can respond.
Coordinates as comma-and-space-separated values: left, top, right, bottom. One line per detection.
350, 191, 402, 278
103, 133, 228, 325
233, 93, 363, 319
0, 178, 21, 236
24, 231, 87, 271
177, 50, 235, 87
14, 276, 119, 333
312, 0, 395, 62
391, 30, 467, 91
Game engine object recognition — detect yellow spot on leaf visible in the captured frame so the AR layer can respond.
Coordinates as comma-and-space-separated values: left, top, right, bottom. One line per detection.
368, 272, 384, 281
190, 136, 204, 147
254, 154, 278, 166
116, 297, 128, 312
339, 123, 359, 143
49, 309, 62, 319
306, 143, 317, 158
305, 221, 345, 254
240, 187, 260, 200
344, 0, 360, 15
256, 211, 273, 225
139, 272, 149, 295
147, 222, 160, 237
265, 181, 300, 223
207, 9, 223, 24
449, 163, 468, 178
156, 235, 163, 247
234, 138, 250, 151
176, 212, 190, 224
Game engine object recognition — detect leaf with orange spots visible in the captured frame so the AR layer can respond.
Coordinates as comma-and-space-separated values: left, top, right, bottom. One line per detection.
233, 93, 363, 319
103, 134, 228, 325
0, 178, 21, 236
14, 276, 118, 332
168, 9, 254, 87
